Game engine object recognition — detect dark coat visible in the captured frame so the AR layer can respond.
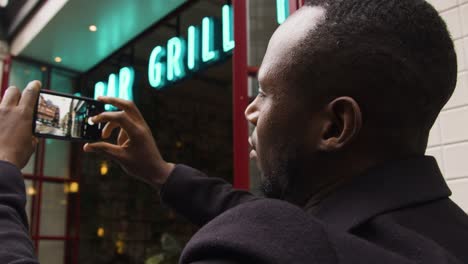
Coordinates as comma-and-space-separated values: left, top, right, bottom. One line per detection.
0, 157, 467, 263
160, 156, 468, 263
0, 161, 38, 264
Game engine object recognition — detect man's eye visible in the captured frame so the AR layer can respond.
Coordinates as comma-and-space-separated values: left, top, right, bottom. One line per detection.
258, 91, 266, 98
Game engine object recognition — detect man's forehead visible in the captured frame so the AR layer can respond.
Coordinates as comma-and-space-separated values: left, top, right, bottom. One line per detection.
259, 6, 326, 83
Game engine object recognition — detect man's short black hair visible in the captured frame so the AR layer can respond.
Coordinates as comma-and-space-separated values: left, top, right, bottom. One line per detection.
295, 0, 457, 152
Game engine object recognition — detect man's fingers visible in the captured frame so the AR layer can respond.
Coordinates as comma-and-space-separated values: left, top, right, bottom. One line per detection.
83, 142, 124, 159
102, 121, 120, 139
0, 86, 21, 107
97, 97, 141, 117
19, 81, 41, 115
117, 128, 129, 145
92, 111, 140, 138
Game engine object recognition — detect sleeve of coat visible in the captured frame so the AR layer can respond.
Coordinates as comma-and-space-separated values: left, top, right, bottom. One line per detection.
160, 164, 259, 227
0, 161, 39, 264
179, 199, 458, 264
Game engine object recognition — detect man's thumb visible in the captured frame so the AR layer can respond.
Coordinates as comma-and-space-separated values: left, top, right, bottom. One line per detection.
84, 142, 122, 160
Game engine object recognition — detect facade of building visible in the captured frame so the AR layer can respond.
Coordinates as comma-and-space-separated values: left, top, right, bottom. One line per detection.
0, 0, 467, 263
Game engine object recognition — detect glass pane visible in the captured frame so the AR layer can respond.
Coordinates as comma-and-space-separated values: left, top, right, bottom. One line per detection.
248, 77, 262, 194
44, 139, 70, 178
40, 182, 67, 236
9, 60, 44, 91
24, 180, 34, 224
38, 241, 64, 264
248, 0, 280, 66
21, 152, 36, 175
0, 61, 3, 90
51, 69, 75, 94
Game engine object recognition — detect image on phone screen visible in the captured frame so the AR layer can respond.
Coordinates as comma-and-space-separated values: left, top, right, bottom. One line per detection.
33, 90, 105, 141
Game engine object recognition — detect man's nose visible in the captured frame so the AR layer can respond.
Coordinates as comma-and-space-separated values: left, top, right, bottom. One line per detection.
245, 100, 259, 125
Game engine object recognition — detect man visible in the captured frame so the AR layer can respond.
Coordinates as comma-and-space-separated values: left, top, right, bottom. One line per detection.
0, 0, 467, 263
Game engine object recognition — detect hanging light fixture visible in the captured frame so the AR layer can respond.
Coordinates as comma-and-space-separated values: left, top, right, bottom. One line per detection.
0, 0, 9, 8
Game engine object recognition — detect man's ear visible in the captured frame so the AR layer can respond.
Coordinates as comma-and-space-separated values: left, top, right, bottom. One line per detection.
318, 97, 362, 152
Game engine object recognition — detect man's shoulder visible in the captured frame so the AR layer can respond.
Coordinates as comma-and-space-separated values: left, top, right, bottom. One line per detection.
180, 199, 337, 264
365, 197, 468, 262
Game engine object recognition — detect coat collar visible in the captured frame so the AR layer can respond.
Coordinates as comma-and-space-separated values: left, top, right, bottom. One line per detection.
311, 156, 451, 232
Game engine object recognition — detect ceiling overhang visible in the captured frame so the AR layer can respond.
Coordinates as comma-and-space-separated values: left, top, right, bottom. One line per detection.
11, 0, 189, 72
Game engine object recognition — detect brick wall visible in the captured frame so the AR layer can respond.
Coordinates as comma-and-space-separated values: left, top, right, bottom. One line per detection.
426, 0, 468, 211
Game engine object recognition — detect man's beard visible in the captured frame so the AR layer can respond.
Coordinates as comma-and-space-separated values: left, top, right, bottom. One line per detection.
258, 148, 307, 202
259, 163, 291, 199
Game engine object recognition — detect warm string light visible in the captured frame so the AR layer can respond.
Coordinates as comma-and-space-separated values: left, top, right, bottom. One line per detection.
27, 187, 36, 196
97, 227, 105, 237
64, 182, 79, 193
100, 161, 109, 176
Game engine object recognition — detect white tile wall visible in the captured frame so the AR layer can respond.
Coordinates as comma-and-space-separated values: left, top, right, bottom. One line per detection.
426, 147, 444, 171
440, 107, 468, 143
441, 8, 462, 39
454, 38, 466, 71
442, 143, 468, 179
448, 179, 468, 211
426, 0, 468, 212
428, 118, 442, 147
444, 72, 468, 109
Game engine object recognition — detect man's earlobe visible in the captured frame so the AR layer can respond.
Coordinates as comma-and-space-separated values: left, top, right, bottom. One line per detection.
318, 97, 362, 152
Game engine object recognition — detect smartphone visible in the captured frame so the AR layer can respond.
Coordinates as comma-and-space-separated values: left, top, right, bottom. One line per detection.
33, 90, 105, 141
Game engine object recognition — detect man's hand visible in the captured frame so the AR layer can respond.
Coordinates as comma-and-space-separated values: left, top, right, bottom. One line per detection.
83, 97, 175, 188
0, 82, 41, 169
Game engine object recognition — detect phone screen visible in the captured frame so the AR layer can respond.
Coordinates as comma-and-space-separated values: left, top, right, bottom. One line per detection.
33, 90, 105, 141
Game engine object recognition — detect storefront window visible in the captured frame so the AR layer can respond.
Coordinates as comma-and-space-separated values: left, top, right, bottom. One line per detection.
76, 1, 233, 262
43, 139, 70, 178
9, 60, 44, 91
25, 180, 34, 223
248, 0, 279, 67
38, 241, 65, 264
39, 182, 68, 236
4, 0, 284, 262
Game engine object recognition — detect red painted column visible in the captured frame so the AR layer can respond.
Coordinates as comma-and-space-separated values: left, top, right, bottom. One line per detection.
1, 55, 11, 96
298, 0, 305, 8
289, 0, 299, 13
232, 0, 249, 190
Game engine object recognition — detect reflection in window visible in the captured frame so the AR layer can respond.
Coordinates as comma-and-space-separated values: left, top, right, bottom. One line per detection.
9, 60, 44, 91
40, 182, 67, 236
44, 139, 70, 178
38, 241, 64, 264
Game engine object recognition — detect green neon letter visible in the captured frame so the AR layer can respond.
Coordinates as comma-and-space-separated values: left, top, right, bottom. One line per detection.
202, 17, 219, 63
148, 46, 167, 89
276, 0, 289, 24
167, 37, 187, 81
222, 5, 235, 52
119, 67, 134, 101
187, 25, 200, 70
94, 82, 106, 100
106, 74, 118, 111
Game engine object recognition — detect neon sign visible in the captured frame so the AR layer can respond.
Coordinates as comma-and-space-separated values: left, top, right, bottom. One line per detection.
276, 0, 290, 24
94, 3, 289, 97
148, 4, 235, 90
94, 67, 134, 111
